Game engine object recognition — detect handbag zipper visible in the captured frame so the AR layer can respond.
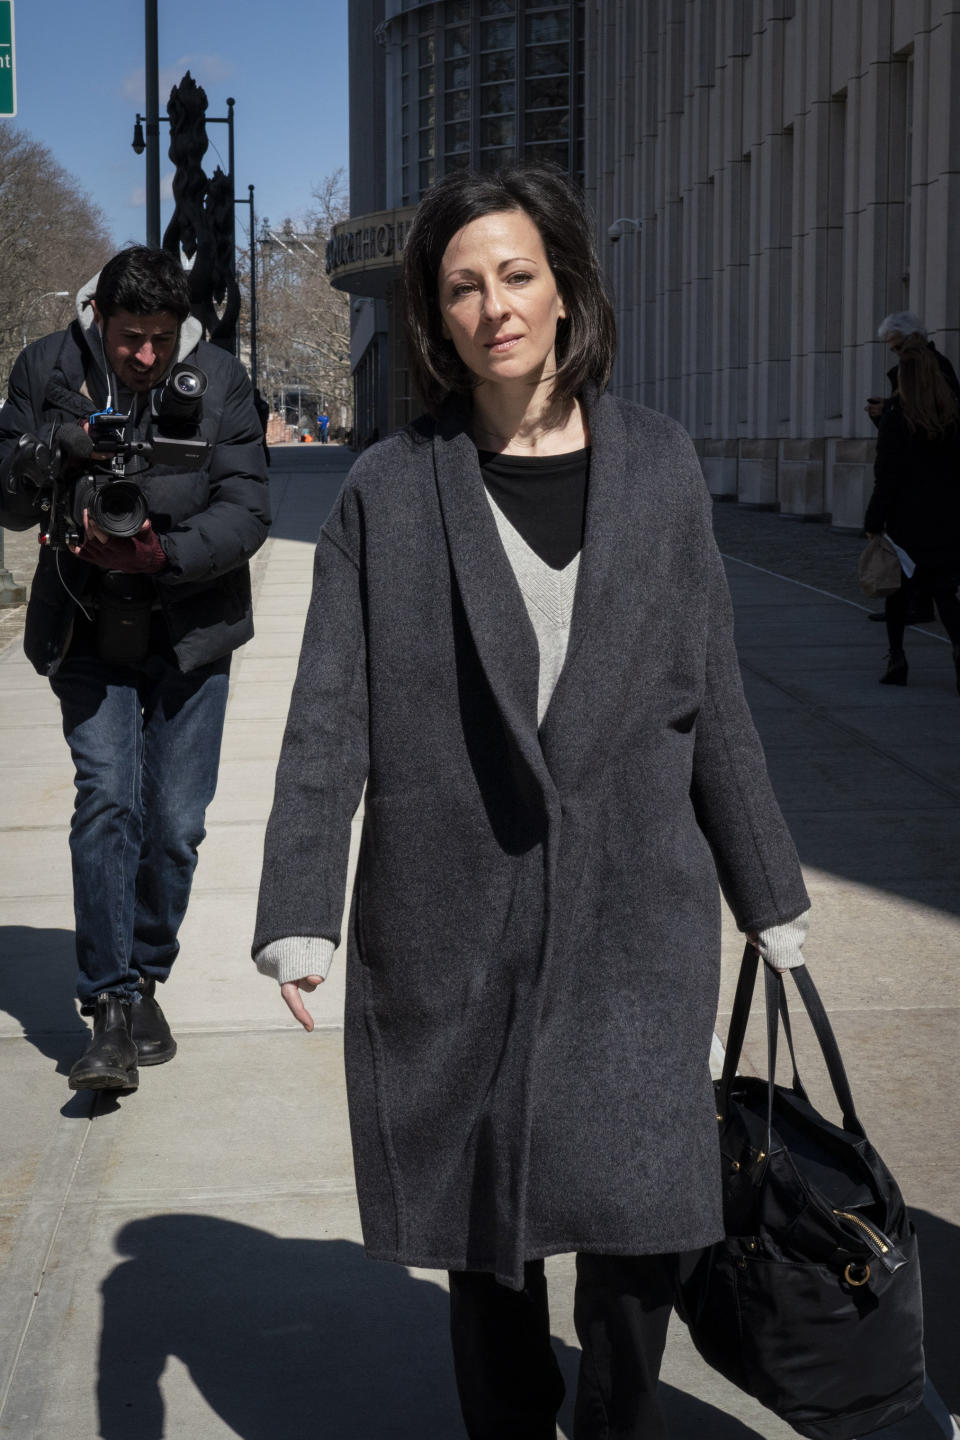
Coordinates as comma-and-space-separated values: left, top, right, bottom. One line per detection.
833, 1210, 888, 1252
833, 1210, 909, 1273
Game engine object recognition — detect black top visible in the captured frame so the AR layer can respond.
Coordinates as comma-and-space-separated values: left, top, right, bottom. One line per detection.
478, 447, 590, 570
865, 400, 960, 566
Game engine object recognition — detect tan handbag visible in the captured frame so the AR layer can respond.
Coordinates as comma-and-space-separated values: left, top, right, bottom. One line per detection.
858, 535, 901, 597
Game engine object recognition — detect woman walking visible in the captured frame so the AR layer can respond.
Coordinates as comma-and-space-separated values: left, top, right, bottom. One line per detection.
866, 336, 960, 690
253, 167, 810, 1439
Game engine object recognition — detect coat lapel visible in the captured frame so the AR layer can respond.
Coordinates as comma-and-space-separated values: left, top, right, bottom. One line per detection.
433, 389, 651, 804
432, 406, 558, 811
538, 388, 650, 776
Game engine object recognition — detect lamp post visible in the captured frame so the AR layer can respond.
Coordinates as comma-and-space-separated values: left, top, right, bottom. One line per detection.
144, 0, 160, 246
22, 291, 69, 350
237, 184, 258, 392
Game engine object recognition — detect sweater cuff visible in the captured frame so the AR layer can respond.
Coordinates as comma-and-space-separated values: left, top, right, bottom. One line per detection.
752, 909, 810, 971
254, 936, 337, 985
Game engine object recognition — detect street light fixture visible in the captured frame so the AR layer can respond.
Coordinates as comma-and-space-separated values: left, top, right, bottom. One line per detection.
22, 291, 70, 350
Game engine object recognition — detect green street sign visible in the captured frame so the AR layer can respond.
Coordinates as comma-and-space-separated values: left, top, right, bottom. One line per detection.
0, 1, 15, 118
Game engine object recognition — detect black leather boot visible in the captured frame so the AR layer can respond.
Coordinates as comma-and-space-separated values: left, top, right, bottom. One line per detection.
879, 650, 908, 686
130, 977, 177, 1066
69, 995, 139, 1091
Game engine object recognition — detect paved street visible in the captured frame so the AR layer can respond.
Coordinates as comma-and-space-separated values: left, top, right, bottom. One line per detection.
0, 443, 957, 1438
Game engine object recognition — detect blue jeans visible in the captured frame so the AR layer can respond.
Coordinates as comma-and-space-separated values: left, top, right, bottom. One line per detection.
50, 651, 230, 1006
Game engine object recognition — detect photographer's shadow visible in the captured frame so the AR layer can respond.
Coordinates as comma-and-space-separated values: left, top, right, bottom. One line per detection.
98, 1219, 464, 1439
98, 1218, 773, 1440
0, 924, 88, 1069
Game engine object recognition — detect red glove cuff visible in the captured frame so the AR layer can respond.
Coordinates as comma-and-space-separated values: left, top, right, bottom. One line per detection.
76, 527, 168, 573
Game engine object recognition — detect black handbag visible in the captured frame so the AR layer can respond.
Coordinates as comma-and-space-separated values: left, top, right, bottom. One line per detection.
678, 945, 925, 1439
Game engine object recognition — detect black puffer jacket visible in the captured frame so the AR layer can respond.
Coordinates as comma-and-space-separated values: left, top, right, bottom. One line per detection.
0, 308, 270, 675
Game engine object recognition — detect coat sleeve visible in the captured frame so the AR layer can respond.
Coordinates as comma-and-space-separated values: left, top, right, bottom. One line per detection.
252, 485, 369, 954
157, 360, 270, 584
689, 505, 809, 935
0, 347, 47, 531
864, 409, 905, 536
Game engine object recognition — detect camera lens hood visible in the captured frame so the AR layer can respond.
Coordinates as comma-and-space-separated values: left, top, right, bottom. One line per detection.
86, 479, 149, 538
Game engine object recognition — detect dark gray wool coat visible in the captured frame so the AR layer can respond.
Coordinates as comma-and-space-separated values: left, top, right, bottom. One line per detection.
254, 385, 809, 1288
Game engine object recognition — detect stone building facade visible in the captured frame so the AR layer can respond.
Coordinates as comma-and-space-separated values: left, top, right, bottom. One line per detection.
585, 0, 960, 528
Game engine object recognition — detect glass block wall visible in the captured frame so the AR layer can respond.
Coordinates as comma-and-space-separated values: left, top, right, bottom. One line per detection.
393, 0, 585, 205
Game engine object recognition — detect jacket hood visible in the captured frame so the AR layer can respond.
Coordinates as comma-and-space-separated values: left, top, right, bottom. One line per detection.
75, 272, 204, 404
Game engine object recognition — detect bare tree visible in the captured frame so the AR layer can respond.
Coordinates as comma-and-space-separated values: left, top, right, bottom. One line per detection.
238, 169, 353, 434
0, 125, 114, 380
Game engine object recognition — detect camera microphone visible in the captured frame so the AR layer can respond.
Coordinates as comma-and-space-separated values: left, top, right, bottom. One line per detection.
57, 423, 94, 464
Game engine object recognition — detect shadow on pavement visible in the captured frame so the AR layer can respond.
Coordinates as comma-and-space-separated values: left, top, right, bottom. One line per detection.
659, 1386, 767, 1438
912, 1208, 960, 1415
98, 1221, 462, 1439
97, 1220, 775, 1440
0, 924, 88, 1068
264, 448, 355, 548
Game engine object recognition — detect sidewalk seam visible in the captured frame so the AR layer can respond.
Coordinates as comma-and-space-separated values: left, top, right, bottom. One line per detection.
721, 552, 951, 645
0, 1102, 94, 1428
738, 657, 960, 804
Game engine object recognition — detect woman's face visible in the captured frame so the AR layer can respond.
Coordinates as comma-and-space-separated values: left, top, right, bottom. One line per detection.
437, 208, 566, 392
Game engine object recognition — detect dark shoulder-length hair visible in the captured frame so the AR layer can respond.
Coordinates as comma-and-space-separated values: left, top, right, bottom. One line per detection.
402, 166, 616, 415
896, 337, 960, 438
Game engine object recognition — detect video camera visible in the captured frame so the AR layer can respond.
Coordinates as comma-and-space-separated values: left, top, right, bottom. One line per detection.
11, 364, 211, 550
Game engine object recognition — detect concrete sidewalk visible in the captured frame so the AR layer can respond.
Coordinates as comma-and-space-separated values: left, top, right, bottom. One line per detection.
1, 446, 957, 1438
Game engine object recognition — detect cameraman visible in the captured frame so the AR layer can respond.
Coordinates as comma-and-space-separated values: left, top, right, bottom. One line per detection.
0, 247, 270, 1093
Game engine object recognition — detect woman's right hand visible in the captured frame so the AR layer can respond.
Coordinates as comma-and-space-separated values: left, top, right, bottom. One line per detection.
280, 975, 325, 1032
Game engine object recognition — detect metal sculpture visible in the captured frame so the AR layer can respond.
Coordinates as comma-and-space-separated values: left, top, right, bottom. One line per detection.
163, 72, 240, 351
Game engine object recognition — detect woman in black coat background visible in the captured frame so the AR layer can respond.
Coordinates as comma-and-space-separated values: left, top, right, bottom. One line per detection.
254, 168, 810, 1439
865, 337, 960, 689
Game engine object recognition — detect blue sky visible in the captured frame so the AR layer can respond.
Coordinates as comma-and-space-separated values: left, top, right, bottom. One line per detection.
6, 0, 350, 249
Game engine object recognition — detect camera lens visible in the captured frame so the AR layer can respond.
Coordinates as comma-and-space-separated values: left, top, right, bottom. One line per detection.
90, 481, 149, 538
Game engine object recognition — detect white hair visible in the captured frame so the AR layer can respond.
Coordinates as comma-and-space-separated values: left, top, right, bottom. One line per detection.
878, 311, 927, 341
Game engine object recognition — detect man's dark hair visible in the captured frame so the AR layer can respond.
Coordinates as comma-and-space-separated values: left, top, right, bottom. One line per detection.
402, 166, 616, 415
94, 246, 192, 323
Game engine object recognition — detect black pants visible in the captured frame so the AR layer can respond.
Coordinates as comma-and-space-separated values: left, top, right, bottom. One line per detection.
885, 564, 960, 652
448, 1254, 678, 1440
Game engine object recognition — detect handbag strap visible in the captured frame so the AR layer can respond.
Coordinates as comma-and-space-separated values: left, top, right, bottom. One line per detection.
718, 943, 866, 1140
717, 942, 762, 1118
776, 981, 807, 1100
781, 965, 865, 1137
